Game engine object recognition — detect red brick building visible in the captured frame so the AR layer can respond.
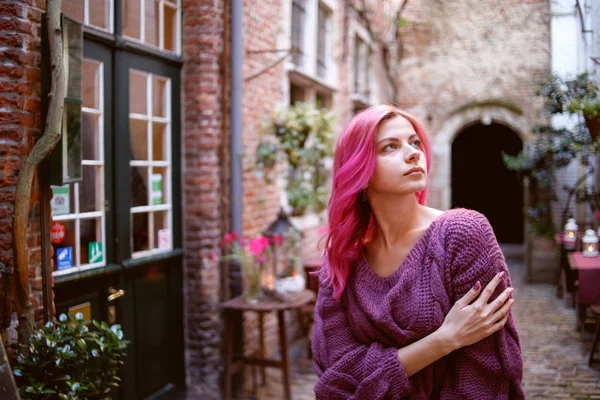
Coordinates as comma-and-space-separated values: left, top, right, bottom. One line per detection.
0, 0, 551, 398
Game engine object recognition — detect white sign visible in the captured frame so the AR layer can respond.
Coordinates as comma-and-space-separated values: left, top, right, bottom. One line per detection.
158, 229, 170, 249
51, 185, 70, 216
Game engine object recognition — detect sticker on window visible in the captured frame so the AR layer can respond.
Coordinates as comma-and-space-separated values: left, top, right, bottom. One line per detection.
56, 247, 73, 271
88, 241, 103, 264
51, 185, 70, 216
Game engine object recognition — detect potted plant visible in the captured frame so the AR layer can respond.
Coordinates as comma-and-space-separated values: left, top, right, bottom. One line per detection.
217, 232, 275, 303
12, 313, 129, 400
256, 102, 334, 216
537, 72, 600, 140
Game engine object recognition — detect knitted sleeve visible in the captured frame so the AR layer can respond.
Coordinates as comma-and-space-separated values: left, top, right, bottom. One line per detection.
441, 210, 525, 399
311, 280, 412, 399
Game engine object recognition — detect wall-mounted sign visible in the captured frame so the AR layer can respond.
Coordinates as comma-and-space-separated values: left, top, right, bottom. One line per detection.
56, 247, 73, 271
51, 185, 70, 216
68, 301, 91, 322
88, 241, 103, 264
51, 221, 66, 244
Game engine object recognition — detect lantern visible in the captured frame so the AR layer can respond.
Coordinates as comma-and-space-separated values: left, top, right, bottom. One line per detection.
262, 209, 305, 299
564, 218, 578, 250
582, 229, 599, 257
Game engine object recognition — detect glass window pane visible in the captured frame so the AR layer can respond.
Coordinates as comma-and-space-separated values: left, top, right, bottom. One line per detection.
89, 0, 110, 30
152, 76, 166, 117
123, 0, 141, 39
131, 167, 149, 207
62, 0, 84, 23
82, 61, 100, 109
153, 211, 170, 250
129, 70, 148, 115
151, 167, 168, 206
130, 119, 148, 160
52, 220, 77, 272
132, 213, 150, 252
152, 122, 167, 161
51, 184, 76, 216
79, 218, 103, 265
145, 0, 158, 46
163, 3, 177, 51
79, 166, 103, 213
82, 113, 100, 161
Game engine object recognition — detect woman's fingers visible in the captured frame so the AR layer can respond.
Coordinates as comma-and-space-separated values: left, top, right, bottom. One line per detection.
491, 310, 511, 333
491, 298, 514, 325
455, 280, 482, 308
487, 286, 514, 313
475, 271, 505, 307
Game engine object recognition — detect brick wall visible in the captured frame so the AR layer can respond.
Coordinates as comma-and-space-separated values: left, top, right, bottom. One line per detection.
0, 0, 45, 334
182, 0, 226, 397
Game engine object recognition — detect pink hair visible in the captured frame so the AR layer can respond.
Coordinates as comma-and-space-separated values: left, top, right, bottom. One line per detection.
320, 105, 431, 299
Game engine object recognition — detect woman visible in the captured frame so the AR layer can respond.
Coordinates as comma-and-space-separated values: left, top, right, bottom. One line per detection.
312, 105, 524, 399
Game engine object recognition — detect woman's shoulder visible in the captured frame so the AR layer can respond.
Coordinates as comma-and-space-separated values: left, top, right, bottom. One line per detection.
434, 208, 497, 254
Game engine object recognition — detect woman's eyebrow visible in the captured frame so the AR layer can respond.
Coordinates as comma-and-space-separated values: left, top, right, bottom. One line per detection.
376, 134, 418, 145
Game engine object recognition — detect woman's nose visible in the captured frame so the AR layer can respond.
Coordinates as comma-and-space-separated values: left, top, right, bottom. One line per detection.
406, 147, 420, 163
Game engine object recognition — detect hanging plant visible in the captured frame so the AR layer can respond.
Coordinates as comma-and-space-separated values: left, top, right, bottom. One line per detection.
256, 103, 334, 216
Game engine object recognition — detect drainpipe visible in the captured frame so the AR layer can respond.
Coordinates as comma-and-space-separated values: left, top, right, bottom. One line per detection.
228, 0, 244, 395
231, 0, 243, 254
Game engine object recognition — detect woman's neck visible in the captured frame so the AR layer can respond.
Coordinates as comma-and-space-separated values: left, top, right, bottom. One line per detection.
367, 193, 424, 250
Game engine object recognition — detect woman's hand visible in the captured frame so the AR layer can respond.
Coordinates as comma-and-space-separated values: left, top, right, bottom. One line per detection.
436, 271, 514, 353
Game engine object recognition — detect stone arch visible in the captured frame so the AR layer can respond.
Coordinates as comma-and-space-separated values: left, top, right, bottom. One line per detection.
430, 103, 530, 213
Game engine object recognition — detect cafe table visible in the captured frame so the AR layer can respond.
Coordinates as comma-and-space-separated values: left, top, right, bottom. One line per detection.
567, 252, 600, 331
221, 289, 315, 400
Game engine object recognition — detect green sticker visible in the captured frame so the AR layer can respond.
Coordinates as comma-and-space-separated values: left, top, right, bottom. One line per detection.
88, 242, 103, 264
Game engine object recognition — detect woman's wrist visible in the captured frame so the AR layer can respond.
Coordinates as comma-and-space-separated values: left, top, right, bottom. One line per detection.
433, 327, 458, 356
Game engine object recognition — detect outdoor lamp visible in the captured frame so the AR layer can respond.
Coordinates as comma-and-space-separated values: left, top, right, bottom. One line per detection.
582, 229, 599, 257
564, 218, 578, 251
263, 209, 305, 299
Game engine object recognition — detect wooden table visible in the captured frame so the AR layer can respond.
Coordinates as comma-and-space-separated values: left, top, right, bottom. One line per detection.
567, 252, 600, 330
221, 289, 315, 400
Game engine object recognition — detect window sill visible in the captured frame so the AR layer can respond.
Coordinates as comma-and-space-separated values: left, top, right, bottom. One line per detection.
123, 248, 184, 270
287, 64, 337, 93
54, 263, 123, 286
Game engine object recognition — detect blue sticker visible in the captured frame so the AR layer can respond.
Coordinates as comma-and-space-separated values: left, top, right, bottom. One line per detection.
56, 247, 73, 271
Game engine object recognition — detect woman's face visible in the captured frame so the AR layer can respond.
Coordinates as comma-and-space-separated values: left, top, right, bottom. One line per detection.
367, 115, 427, 197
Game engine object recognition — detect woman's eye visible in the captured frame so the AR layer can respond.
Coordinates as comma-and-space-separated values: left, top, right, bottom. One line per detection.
411, 139, 421, 149
383, 144, 397, 152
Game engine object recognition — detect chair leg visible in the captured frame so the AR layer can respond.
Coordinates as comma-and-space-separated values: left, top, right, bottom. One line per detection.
589, 319, 600, 367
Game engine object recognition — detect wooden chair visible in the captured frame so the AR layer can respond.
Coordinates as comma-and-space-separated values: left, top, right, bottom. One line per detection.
589, 305, 600, 366
297, 258, 321, 358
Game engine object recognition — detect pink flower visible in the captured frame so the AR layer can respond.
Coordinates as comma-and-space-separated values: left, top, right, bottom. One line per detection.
224, 233, 233, 243
595, 211, 600, 219
211, 252, 219, 264
231, 231, 239, 240
256, 256, 266, 263
248, 236, 269, 255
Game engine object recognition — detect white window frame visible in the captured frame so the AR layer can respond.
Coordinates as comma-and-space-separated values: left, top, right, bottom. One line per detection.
83, 0, 115, 33
123, 0, 182, 55
129, 70, 173, 259
351, 20, 375, 105
52, 60, 107, 277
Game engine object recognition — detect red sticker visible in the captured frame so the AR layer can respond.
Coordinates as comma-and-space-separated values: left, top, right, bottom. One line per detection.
51, 222, 65, 244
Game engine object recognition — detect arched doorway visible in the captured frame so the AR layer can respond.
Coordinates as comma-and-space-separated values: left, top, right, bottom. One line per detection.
451, 123, 524, 243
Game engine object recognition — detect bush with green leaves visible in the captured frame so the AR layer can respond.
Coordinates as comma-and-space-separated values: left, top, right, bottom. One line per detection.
12, 313, 129, 400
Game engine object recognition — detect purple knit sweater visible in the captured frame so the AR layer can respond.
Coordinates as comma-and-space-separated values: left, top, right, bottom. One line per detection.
312, 209, 524, 399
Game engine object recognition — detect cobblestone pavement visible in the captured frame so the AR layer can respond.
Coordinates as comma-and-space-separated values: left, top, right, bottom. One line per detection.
253, 256, 600, 399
